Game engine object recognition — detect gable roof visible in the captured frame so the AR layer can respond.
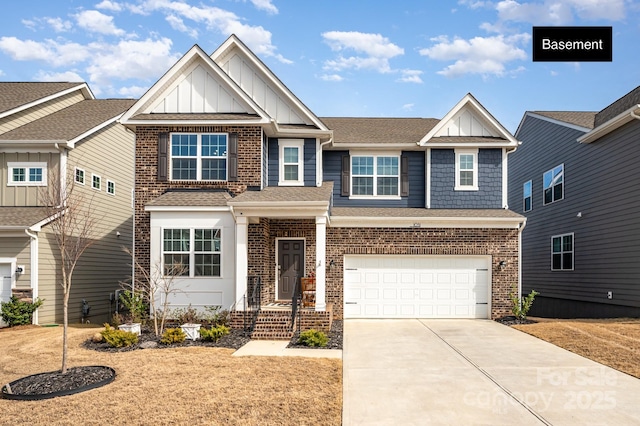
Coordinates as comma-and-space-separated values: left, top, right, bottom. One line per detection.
0, 82, 92, 116
321, 117, 439, 147
531, 111, 596, 130
578, 86, 640, 144
0, 207, 51, 230
595, 85, 640, 127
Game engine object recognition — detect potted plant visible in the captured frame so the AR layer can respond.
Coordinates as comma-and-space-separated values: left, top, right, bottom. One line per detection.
174, 304, 202, 341
117, 290, 144, 336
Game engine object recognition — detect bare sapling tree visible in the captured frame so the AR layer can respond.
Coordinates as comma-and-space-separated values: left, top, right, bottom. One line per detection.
122, 247, 187, 336
41, 171, 98, 374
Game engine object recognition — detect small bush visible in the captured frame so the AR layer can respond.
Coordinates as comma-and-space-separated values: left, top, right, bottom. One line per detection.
118, 290, 147, 324
173, 305, 200, 325
202, 306, 229, 326
510, 288, 540, 321
199, 324, 230, 342
160, 327, 186, 344
101, 324, 138, 348
1, 296, 44, 326
298, 329, 328, 347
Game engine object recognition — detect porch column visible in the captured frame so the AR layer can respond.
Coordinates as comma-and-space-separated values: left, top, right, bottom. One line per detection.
235, 215, 248, 311
315, 215, 327, 311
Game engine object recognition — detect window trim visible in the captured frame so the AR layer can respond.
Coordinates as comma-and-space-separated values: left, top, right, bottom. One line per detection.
91, 173, 101, 191
543, 163, 564, 205
106, 180, 116, 196
169, 133, 228, 182
551, 232, 574, 271
349, 153, 401, 200
523, 180, 532, 212
74, 167, 85, 185
161, 228, 223, 278
7, 162, 47, 186
278, 139, 304, 186
454, 149, 478, 191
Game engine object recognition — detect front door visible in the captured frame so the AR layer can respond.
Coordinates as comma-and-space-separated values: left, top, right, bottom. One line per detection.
277, 240, 304, 301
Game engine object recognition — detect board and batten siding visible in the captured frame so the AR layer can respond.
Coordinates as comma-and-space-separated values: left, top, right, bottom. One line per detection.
510, 115, 640, 317
267, 138, 316, 187
0, 152, 60, 206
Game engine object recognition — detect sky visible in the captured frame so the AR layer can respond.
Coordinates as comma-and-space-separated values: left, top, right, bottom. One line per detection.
0, 0, 639, 133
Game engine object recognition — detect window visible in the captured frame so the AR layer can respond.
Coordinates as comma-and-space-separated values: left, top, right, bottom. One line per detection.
92, 174, 101, 190
455, 149, 478, 190
543, 164, 564, 205
163, 228, 221, 277
523, 180, 532, 212
170, 133, 227, 181
552, 233, 573, 271
107, 180, 115, 195
75, 168, 85, 185
351, 155, 399, 197
278, 140, 304, 186
7, 162, 47, 186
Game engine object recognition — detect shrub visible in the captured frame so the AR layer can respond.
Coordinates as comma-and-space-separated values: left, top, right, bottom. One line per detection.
202, 306, 229, 326
118, 290, 147, 324
160, 327, 186, 344
298, 329, 328, 347
172, 304, 200, 325
101, 324, 138, 348
510, 288, 540, 321
0, 296, 44, 326
199, 324, 230, 342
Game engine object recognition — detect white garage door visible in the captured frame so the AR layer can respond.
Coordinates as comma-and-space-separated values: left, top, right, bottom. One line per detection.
344, 256, 490, 319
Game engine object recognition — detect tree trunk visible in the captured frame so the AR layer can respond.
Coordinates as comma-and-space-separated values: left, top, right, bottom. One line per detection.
62, 288, 69, 374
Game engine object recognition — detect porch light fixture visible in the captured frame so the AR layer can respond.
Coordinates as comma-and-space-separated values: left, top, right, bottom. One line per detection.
498, 260, 507, 270
329, 260, 335, 269
15, 266, 24, 274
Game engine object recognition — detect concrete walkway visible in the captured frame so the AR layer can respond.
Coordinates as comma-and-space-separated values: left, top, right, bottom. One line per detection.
343, 319, 640, 426
232, 339, 342, 358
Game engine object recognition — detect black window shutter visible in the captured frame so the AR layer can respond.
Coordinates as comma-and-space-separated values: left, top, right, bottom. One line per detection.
158, 132, 168, 182
228, 132, 238, 181
341, 155, 350, 196
400, 155, 409, 197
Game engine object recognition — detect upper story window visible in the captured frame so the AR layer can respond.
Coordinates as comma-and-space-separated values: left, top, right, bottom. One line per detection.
278, 139, 304, 186
163, 228, 221, 277
455, 149, 478, 191
92, 174, 101, 190
170, 133, 227, 181
7, 162, 47, 186
75, 167, 85, 185
107, 180, 116, 195
551, 233, 573, 271
351, 155, 399, 198
523, 180, 532, 212
543, 164, 563, 205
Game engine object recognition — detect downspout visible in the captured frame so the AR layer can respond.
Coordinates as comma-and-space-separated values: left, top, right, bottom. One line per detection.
631, 108, 640, 121
518, 219, 527, 301
318, 136, 333, 187
24, 229, 39, 324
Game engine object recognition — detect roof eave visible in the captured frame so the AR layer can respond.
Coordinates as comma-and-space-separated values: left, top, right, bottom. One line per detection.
145, 205, 231, 212
578, 105, 640, 144
329, 215, 525, 229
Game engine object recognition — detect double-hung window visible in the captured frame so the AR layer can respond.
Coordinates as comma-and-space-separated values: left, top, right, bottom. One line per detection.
8, 162, 47, 186
455, 149, 478, 190
170, 133, 227, 181
75, 167, 85, 185
278, 139, 304, 186
551, 233, 573, 271
351, 155, 399, 197
523, 180, 532, 212
163, 228, 221, 277
543, 164, 563, 205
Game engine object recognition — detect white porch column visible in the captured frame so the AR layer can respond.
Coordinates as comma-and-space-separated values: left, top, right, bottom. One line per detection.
315, 215, 327, 311
235, 215, 248, 311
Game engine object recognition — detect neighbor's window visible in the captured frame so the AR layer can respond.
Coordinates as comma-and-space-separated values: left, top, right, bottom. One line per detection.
278, 140, 304, 186
543, 164, 564, 205
170, 133, 227, 181
107, 180, 115, 195
75, 167, 85, 185
351, 155, 399, 197
523, 180, 532, 212
7, 162, 47, 186
552, 233, 573, 271
92, 174, 101, 190
455, 149, 478, 190
163, 228, 221, 277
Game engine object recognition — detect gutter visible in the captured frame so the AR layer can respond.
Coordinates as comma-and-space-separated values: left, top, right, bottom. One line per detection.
578, 105, 640, 143
24, 229, 39, 325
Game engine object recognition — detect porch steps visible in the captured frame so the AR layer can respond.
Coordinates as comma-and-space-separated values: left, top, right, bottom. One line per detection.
250, 310, 294, 340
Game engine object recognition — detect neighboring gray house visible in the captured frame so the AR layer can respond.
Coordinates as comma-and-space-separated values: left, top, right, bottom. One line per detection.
0, 82, 135, 325
509, 86, 640, 318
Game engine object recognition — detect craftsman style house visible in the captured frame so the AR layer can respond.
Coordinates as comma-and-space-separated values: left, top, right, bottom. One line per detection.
509, 86, 640, 318
0, 83, 135, 325
121, 35, 525, 334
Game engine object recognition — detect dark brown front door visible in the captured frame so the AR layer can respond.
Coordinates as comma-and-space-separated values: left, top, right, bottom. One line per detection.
277, 240, 304, 300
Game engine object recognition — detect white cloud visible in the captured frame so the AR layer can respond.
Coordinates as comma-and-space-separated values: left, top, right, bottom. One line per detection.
96, 1, 124, 12
322, 31, 404, 74
495, 0, 626, 24
397, 69, 423, 84
117, 85, 149, 98
402, 103, 414, 111
420, 33, 529, 78
45, 17, 73, 33
250, 0, 278, 14
0, 37, 91, 67
36, 70, 85, 82
320, 74, 343, 82
166, 15, 198, 38
75, 10, 126, 36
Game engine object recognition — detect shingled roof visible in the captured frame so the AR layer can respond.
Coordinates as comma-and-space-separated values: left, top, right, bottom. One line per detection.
146, 190, 231, 207
321, 117, 439, 144
0, 207, 50, 228
532, 111, 596, 129
0, 82, 84, 115
594, 85, 640, 127
229, 182, 333, 204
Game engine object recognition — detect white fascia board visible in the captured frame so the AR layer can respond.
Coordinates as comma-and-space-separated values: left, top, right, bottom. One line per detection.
328, 143, 419, 150
0, 83, 93, 121
0, 140, 69, 151
266, 121, 332, 141
145, 205, 231, 212
421, 141, 517, 149
578, 106, 640, 144
230, 204, 329, 218
123, 118, 269, 127
329, 216, 525, 229
519, 112, 592, 136
68, 114, 124, 148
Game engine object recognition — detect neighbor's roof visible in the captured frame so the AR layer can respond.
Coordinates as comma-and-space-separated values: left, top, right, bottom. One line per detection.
594, 85, 640, 127
0, 99, 136, 142
321, 117, 439, 145
330, 207, 524, 219
229, 182, 333, 204
0, 207, 50, 228
0, 82, 82, 114
532, 111, 596, 129
146, 190, 232, 207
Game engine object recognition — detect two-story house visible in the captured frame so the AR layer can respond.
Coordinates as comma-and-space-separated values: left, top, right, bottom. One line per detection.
0, 82, 135, 325
121, 35, 525, 335
509, 86, 640, 318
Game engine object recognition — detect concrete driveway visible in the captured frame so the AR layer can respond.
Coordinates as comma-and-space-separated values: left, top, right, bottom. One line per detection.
343, 319, 640, 425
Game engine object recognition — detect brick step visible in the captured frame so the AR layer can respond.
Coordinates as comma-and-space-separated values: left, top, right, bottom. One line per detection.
251, 331, 293, 340
249, 311, 294, 340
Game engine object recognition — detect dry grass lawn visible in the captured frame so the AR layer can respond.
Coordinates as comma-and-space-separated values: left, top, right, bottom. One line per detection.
0, 325, 342, 425
513, 318, 640, 379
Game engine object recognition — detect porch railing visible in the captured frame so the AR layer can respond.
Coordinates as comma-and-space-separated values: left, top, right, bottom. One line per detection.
244, 275, 262, 336
291, 277, 302, 333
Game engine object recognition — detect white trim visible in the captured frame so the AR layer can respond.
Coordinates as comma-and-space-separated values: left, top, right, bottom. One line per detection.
0, 257, 17, 290
542, 163, 564, 205
425, 149, 431, 208
502, 148, 508, 208
0, 83, 93, 121
234, 216, 248, 311
161, 227, 223, 279
454, 149, 478, 191
106, 180, 116, 196
329, 215, 525, 229
278, 139, 304, 186
275, 237, 306, 301
315, 216, 327, 311
349, 153, 401, 198
91, 173, 102, 191
577, 105, 640, 144
169, 132, 229, 182
146, 205, 231, 212
315, 138, 322, 187
74, 167, 86, 185
517, 111, 592, 135
7, 162, 48, 187
551, 232, 574, 271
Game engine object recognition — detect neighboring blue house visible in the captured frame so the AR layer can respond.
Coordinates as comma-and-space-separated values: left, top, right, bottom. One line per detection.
121, 35, 525, 337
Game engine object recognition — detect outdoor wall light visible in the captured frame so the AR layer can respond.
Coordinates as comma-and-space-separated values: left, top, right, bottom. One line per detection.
329, 260, 335, 269
498, 260, 507, 270
15, 266, 24, 274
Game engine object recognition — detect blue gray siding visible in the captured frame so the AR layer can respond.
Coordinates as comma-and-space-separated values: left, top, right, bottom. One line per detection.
430, 149, 502, 209
267, 138, 316, 187
323, 150, 425, 207
509, 115, 640, 317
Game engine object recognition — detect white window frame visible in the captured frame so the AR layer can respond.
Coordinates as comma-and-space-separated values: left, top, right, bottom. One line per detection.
523, 180, 532, 212
349, 153, 401, 199
278, 139, 304, 186
162, 228, 222, 278
91, 173, 101, 191
551, 232, 574, 271
7, 162, 47, 186
106, 180, 116, 196
74, 167, 85, 185
543, 164, 564, 205
455, 149, 478, 191
169, 133, 228, 181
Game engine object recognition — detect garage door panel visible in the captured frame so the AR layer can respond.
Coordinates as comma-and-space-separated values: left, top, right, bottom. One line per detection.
364, 288, 379, 299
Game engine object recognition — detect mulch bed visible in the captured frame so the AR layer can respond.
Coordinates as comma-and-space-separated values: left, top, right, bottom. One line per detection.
495, 316, 538, 326
289, 320, 343, 350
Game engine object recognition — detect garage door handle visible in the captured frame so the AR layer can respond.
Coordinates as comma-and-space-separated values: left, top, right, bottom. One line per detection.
477, 302, 488, 305
345, 268, 358, 271
345, 302, 358, 305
